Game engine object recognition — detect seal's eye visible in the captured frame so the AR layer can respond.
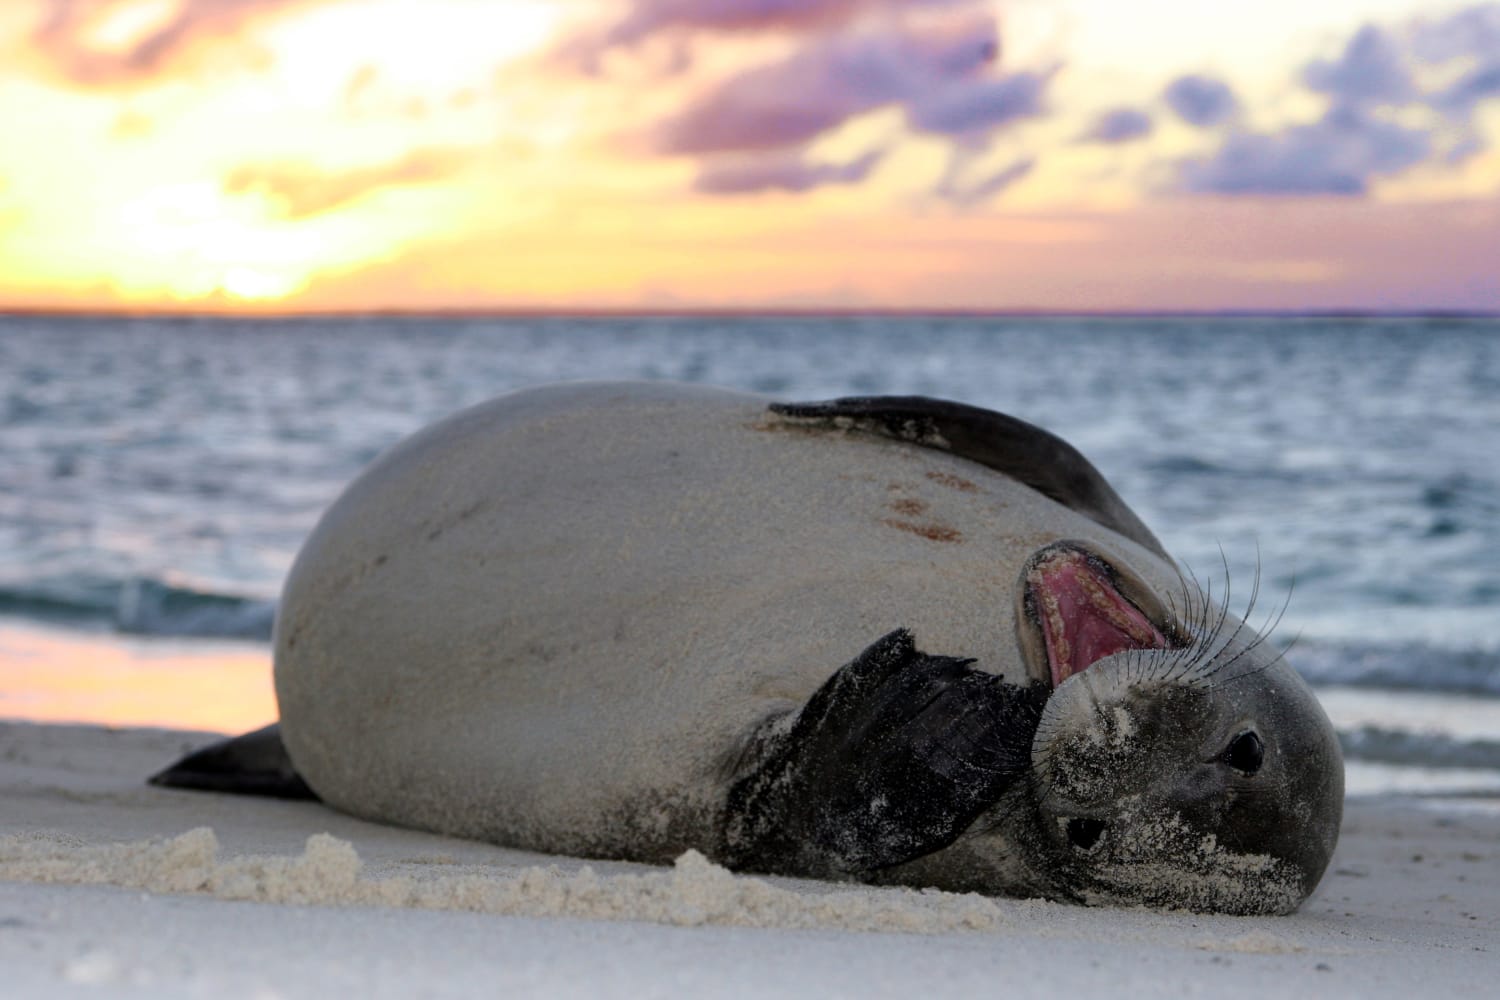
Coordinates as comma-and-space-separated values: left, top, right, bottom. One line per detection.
1224, 731, 1264, 774
1065, 817, 1106, 853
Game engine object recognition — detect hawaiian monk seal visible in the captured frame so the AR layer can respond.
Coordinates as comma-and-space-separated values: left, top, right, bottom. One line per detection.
152, 381, 1343, 914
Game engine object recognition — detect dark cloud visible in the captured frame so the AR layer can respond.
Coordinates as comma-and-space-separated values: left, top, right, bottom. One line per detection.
1081, 107, 1153, 144
906, 70, 1048, 138
1175, 105, 1430, 196
29, 0, 321, 88
223, 149, 470, 219
694, 148, 885, 194
653, 15, 1001, 155
1163, 74, 1238, 128
1302, 25, 1414, 106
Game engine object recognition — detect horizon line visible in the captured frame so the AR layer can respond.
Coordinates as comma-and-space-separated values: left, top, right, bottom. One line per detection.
3, 306, 1498, 321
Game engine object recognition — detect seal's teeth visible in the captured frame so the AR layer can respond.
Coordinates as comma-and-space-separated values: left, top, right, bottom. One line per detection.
1039, 588, 1072, 685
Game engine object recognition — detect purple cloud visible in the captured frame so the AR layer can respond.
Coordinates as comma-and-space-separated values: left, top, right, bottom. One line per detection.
1175, 105, 1429, 196
694, 148, 885, 194
600, 0, 966, 47
1436, 62, 1500, 116
1410, 4, 1500, 63
1407, 5, 1500, 144
1171, 6, 1500, 197
934, 156, 1034, 206
1303, 25, 1414, 106
653, 15, 1003, 155
1082, 107, 1153, 144
907, 71, 1048, 138
30, 0, 320, 88
1164, 74, 1239, 128
562, 1, 1050, 198
556, 0, 976, 75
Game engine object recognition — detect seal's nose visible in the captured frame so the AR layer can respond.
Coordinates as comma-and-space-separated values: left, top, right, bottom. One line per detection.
1064, 816, 1107, 853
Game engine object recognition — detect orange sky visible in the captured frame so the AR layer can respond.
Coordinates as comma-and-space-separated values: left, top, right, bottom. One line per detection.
0, 0, 1496, 312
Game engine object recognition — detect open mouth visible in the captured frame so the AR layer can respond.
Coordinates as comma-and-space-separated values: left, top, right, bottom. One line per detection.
1021, 544, 1175, 689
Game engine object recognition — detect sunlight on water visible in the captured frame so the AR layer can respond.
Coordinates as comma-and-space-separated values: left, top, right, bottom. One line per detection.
0, 622, 275, 732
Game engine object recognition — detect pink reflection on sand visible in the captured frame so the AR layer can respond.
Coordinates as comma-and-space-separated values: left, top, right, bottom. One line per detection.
0, 621, 276, 733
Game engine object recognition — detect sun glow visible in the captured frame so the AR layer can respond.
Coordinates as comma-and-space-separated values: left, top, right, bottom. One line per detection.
113, 183, 317, 301
221, 267, 303, 301
0, 0, 571, 310
0, 0, 1497, 312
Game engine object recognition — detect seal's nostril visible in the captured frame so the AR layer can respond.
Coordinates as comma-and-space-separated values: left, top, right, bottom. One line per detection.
1066, 817, 1107, 852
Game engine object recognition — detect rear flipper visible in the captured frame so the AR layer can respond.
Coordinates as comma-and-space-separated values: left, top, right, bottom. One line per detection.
721, 629, 1046, 878
149, 723, 318, 800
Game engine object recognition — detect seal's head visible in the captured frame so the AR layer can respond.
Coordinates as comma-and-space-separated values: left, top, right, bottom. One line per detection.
1012, 542, 1343, 915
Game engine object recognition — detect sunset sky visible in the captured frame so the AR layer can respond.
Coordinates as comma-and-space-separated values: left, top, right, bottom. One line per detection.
1, 0, 1497, 312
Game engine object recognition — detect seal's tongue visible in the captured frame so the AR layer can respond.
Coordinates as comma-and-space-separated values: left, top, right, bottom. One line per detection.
1028, 549, 1169, 688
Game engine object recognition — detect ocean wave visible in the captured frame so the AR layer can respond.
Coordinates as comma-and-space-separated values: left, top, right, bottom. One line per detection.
0, 577, 274, 641
1292, 640, 1500, 698
1340, 726, 1500, 772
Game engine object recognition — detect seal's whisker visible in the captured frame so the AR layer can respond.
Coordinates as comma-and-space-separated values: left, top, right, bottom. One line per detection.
1200, 554, 1248, 680
1177, 560, 1205, 636
1210, 564, 1296, 683
1177, 565, 1236, 684
1258, 565, 1296, 646
1169, 552, 1234, 685
1217, 544, 1234, 627
1241, 544, 1263, 630
1218, 605, 1299, 682
1208, 645, 1292, 691
1209, 615, 1296, 688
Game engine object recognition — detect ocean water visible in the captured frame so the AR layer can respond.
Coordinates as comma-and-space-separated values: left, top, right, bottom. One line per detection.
2, 314, 1498, 791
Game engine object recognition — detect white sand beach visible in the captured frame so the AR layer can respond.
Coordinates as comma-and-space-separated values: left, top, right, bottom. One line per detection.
2, 718, 1496, 999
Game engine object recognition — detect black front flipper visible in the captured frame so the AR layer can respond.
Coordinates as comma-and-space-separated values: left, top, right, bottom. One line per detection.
770, 395, 1168, 560
148, 723, 317, 800
721, 630, 1046, 878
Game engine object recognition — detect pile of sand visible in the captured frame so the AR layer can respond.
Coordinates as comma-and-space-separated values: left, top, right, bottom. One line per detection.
1, 826, 1009, 934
